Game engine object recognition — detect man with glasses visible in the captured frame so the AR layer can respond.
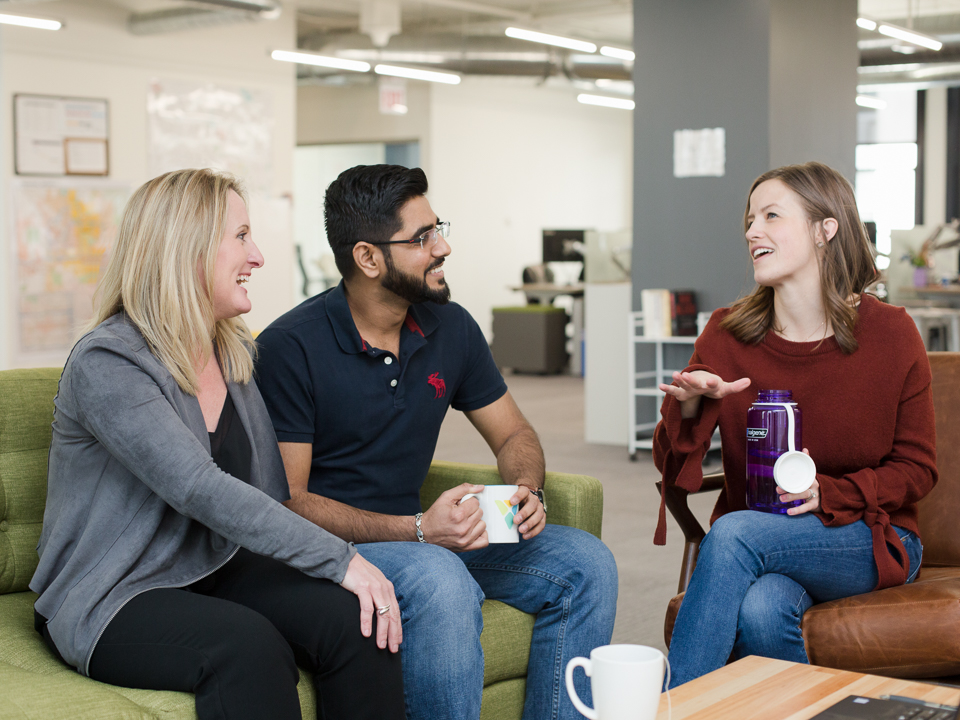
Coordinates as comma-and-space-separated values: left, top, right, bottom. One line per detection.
255, 164, 617, 720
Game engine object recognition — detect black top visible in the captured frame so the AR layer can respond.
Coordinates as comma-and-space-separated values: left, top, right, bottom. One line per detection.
209, 392, 252, 485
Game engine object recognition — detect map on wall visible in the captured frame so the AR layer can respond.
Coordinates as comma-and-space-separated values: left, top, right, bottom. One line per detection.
147, 79, 274, 196
12, 181, 130, 361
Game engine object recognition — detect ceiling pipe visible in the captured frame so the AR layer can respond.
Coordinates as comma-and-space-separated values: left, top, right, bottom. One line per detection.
410, 0, 528, 21
128, 0, 280, 35
299, 32, 631, 79
189, 0, 280, 12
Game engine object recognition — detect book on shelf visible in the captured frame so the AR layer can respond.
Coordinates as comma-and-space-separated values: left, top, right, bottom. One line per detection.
670, 290, 698, 336
641, 289, 698, 337
640, 289, 672, 337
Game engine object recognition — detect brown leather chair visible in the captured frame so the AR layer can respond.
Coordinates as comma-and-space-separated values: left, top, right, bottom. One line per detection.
660, 351, 960, 678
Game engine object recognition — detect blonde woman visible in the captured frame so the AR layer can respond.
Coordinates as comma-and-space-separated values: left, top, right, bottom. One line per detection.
30, 169, 404, 720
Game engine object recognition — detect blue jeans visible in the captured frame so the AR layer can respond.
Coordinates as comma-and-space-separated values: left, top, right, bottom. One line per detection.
358, 523, 618, 720
667, 511, 923, 688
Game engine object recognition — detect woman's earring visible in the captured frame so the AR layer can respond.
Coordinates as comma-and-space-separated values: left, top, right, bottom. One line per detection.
816, 241, 825, 248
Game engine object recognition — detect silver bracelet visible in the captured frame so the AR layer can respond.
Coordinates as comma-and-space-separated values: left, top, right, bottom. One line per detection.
415, 512, 426, 543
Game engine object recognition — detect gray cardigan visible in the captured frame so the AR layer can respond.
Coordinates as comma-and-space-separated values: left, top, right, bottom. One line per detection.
30, 314, 356, 675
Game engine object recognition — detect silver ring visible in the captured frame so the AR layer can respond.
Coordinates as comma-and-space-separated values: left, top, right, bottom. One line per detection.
377, 605, 391, 616
810, 491, 818, 500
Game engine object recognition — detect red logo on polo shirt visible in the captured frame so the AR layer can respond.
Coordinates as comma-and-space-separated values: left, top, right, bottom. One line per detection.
428, 373, 446, 399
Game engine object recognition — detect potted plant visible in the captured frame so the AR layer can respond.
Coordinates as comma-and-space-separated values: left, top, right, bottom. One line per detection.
901, 219, 960, 288
902, 246, 932, 287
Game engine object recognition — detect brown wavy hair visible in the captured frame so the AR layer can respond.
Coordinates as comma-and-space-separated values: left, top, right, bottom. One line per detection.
720, 162, 876, 354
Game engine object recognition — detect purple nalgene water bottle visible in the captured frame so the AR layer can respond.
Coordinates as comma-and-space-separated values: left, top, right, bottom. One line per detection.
745, 390, 803, 514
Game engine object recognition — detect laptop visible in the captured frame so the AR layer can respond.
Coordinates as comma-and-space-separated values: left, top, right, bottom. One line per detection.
810, 694, 960, 720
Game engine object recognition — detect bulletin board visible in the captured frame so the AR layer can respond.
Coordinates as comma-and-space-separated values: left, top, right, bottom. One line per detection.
14, 94, 110, 176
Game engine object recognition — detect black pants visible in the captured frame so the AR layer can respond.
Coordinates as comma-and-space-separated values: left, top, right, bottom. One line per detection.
83, 550, 404, 720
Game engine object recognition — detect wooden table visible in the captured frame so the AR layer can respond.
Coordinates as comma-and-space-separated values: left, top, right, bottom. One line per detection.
657, 656, 960, 720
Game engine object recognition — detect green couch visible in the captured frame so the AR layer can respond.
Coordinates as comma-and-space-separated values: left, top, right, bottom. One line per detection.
0, 367, 605, 720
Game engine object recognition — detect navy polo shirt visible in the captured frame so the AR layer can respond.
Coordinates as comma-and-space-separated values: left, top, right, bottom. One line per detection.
254, 282, 508, 516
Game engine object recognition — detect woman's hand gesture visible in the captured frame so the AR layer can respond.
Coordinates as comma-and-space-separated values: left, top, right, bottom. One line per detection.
340, 553, 402, 653
659, 370, 751, 419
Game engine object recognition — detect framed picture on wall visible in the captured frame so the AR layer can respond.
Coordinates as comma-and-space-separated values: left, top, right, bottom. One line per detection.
14, 94, 110, 176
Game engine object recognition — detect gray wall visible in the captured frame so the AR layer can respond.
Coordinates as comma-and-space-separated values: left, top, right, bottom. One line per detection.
631, 0, 858, 314
769, 0, 858, 178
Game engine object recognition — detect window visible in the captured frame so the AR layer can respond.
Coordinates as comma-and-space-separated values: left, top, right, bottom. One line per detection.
855, 87, 918, 270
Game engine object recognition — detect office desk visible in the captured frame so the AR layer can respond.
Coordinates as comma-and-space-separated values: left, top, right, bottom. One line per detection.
658, 655, 959, 720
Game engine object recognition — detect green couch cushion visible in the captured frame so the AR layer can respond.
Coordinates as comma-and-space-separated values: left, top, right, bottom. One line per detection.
481, 600, 535, 685
0, 368, 60, 595
480, 677, 527, 720
0, 661, 156, 720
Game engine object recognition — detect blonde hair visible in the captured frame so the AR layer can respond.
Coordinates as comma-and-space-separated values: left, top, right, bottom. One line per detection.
90, 168, 256, 394
721, 162, 877, 354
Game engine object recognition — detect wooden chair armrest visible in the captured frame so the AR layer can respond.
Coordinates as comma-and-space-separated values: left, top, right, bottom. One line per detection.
656, 471, 725, 593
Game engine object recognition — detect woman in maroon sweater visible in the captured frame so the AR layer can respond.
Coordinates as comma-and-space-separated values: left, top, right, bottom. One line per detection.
653, 162, 937, 687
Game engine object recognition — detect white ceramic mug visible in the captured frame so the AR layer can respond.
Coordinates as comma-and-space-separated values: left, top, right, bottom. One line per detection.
460, 485, 520, 543
565, 644, 665, 720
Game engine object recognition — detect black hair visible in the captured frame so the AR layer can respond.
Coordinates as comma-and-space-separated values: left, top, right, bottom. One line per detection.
323, 164, 429, 279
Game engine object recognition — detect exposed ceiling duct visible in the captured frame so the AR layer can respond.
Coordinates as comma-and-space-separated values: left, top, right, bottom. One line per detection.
858, 10, 960, 86
128, 0, 280, 36
294, 32, 632, 83
359, 0, 400, 47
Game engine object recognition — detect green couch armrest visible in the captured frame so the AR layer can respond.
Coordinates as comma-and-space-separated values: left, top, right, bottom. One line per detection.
421, 461, 604, 539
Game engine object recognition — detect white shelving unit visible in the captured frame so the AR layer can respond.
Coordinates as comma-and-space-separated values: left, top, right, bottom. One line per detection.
628, 311, 719, 460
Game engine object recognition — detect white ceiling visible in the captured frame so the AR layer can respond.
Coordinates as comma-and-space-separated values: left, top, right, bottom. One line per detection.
294, 0, 631, 46
6, 1, 960, 49
9, 0, 960, 85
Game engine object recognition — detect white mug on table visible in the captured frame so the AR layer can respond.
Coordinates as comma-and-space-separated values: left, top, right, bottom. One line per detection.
565, 644, 666, 720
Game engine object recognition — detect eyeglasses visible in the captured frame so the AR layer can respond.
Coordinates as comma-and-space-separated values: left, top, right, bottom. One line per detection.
369, 222, 450, 250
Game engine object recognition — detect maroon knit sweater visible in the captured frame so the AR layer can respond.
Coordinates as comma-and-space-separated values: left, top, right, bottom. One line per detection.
653, 294, 937, 590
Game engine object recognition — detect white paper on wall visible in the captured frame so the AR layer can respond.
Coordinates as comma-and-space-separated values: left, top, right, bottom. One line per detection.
15, 95, 109, 176
673, 127, 726, 178
147, 79, 274, 196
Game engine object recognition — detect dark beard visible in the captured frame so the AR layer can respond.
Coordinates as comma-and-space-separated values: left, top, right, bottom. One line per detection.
381, 249, 451, 305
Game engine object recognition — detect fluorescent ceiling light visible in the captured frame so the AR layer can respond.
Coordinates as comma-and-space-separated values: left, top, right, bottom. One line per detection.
912, 62, 960, 79
271, 50, 370, 72
595, 79, 634, 95
877, 23, 942, 51
577, 94, 634, 110
600, 46, 634, 61
339, 50, 447, 64
505, 27, 597, 53
374, 64, 461, 84
857, 17, 878, 31
856, 95, 887, 109
0, 12, 61, 30
857, 63, 922, 74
